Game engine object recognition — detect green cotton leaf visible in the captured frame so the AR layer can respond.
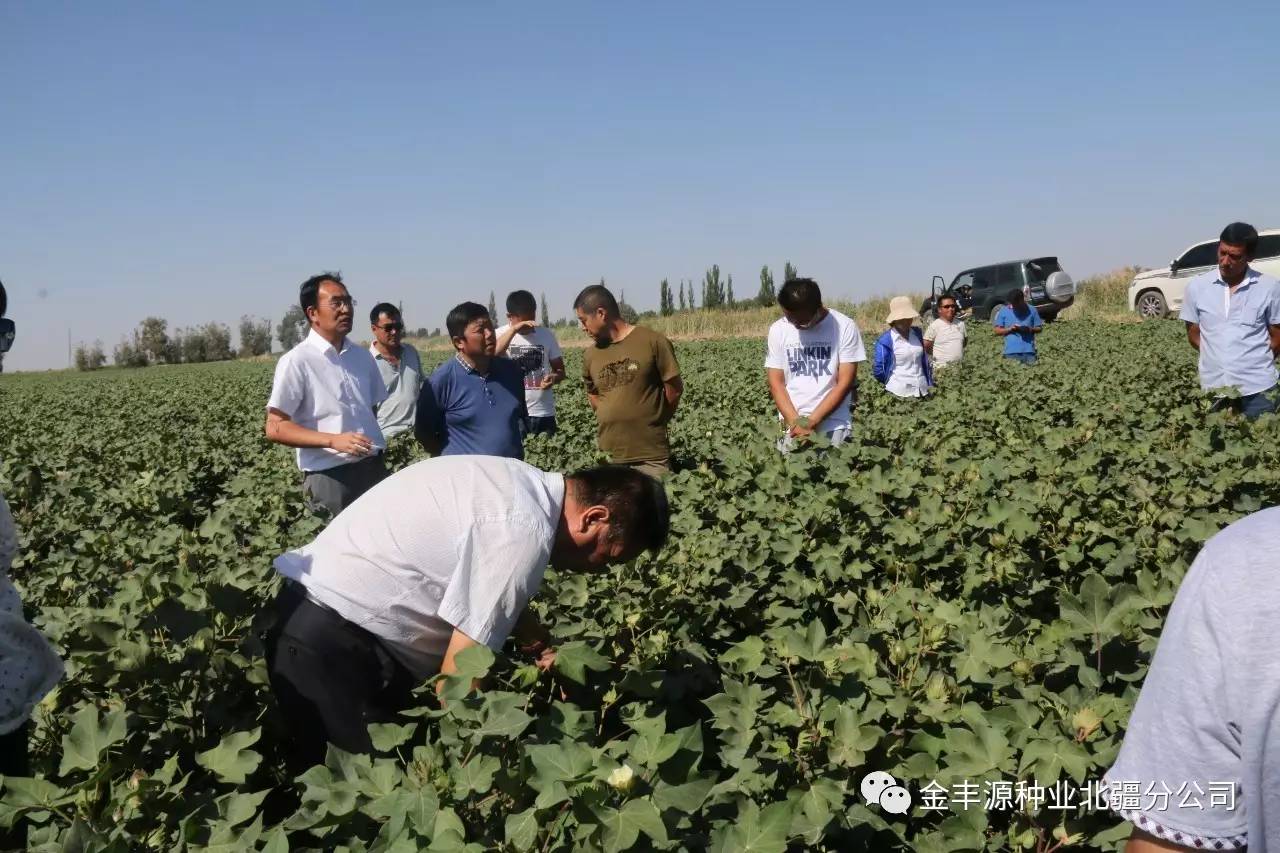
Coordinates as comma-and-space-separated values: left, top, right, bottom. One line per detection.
215, 789, 270, 828
651, 777, 715, 814
368, 722, 417, 752
829, 706, 880, 767
58, 703, 128, 775
472, 693, 534, 739
553, 641, 611, 685
710, 800, 793, 853
598, 799, 668, 853
941, 724, 1015, 781
720, 635, 766, 674
953, 633, 1018, 684
260, 826, 289, 853
196, 728, 263, 784
527, 742, 595, 785
1019, 737, 1094, 785
452, 643, 496, 679
505, 807, 539, 852
1060, 572, 1138, 643
451, 754, 499, 796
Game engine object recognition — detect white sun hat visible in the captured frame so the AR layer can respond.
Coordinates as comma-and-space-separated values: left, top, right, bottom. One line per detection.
885, 296, 920, 324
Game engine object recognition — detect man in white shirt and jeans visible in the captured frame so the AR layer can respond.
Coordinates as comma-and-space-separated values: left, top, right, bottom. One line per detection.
495, 289, 566, 437
264, 456, 669, 770
923, 294, 967, 366
266, 273, 389, 519
765, 278, 866, 451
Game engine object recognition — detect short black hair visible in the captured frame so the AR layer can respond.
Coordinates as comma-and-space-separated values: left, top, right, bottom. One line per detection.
506, 290, 537, 317
1007, 288, 1025, 303
370, 302, 400, 325
938, 294, 958, 308
567, 465, 670, 555
1221, 222, 1259, 257
300, 272, 345, 314
778, 278, 822, 312
446, 302, 490, 339
573, 284, 620, 318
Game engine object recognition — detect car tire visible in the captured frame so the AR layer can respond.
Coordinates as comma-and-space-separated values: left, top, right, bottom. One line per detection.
1135, 289, 1168, 319
1041, 310, 1058, 323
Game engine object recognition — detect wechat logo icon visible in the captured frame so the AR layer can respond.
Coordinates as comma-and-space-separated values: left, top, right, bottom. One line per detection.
861, 771, 913, 815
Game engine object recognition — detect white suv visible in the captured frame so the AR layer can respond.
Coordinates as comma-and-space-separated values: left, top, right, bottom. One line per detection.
1129, 229, 1280, 318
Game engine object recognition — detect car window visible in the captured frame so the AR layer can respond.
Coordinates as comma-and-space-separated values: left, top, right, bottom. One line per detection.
950, 271, 976, 292
1255, 235, 1280, 260
1177, 241, 1218, 270
1025, 258, 1062, 285
993, 264, 1022, 297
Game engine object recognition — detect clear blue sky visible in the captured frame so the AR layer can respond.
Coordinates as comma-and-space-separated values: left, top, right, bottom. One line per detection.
3, 1, 1278, 370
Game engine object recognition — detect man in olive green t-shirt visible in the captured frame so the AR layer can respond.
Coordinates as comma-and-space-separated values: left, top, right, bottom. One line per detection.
574, 285, 683, 477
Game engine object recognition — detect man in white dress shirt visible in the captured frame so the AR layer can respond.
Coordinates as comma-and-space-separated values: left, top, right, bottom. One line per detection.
263, 456, 669, 769
265, 273, 389, 518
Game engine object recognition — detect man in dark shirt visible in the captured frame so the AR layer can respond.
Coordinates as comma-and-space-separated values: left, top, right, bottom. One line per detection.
415, 302, 527, 459
575, 285, 682, 477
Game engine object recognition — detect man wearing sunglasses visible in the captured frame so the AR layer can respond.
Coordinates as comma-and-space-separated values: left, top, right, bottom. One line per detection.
923, 295, 967, 367
369, 303, 423, 439
266, 273, 390, 519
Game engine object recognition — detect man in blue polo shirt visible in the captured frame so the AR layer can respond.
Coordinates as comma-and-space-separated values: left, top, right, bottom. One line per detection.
415, 302, 527, 458
993, 289, 1043, 365
1181, 222, 1280, 419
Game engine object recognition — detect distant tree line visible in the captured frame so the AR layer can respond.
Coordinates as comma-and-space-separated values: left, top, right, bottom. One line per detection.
654, 261, 798, 317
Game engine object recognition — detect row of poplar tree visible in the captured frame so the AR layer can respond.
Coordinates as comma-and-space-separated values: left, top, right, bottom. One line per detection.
657, 262, 797, 316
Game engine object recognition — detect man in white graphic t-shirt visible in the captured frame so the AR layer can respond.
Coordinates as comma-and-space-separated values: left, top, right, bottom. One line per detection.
764, 277, 867, 451
496, 290, 566, 437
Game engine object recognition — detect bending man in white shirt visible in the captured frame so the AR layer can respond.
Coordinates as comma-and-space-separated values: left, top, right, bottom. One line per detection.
764, 277, 866, 451
265, 273, 389, 519
263, 456, 670, 771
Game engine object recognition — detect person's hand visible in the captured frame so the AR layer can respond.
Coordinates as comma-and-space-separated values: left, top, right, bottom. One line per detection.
535, 647, 557, 672
788, 422, 814, 439
537, 374, 557, 390
329, 432, 374, 456
513, 320, 536, 334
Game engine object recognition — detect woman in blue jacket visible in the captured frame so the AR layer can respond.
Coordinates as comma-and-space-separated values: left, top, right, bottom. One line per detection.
873, 297, 934, 398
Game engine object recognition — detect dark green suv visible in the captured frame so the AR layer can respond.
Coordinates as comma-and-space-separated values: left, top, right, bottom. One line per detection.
919, 257, 1076, 322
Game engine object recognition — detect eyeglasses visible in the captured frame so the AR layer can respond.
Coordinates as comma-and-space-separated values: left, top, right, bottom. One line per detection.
377, 323, 404, 333
324, 297, 356, 311
939, 303, 958, 310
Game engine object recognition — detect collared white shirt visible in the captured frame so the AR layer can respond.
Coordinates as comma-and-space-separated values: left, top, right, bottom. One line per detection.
370, 342, 423, 438
274, 456, 566, 678
267, 329, 388, 472
886, 329, 928, 398
1179, 268, 1280, 396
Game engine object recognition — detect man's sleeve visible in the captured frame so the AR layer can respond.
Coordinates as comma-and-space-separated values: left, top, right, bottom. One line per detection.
415, 371, 446, 438
1267, 280, 1280, 326
266, 353, 304, 416
1104, 546, 1246, 846
654, 333, 680, 382
1030, 307, 1044, 328
764, 325, 785, 370
1179, 282, 1200, 323
367, 354, 389, 406
923, 320, 938, 342
839, 319, 867, 363
581, 353, 598, 395
436, 518, 551, 651
994, 307, 1009, 327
